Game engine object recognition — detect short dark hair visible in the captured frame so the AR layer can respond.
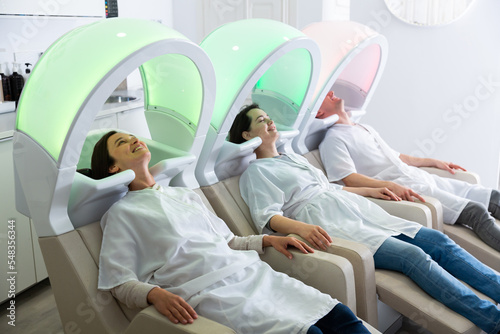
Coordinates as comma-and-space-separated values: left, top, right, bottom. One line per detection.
228, 103, 260, 144
90, 130, 117, 180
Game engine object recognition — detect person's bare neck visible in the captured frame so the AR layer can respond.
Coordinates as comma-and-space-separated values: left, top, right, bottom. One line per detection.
254, 143, 280, 159
335, 111, 354, 126
128, 167, 156, 191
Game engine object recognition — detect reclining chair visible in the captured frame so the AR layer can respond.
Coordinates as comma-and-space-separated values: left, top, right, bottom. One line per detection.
293, 20, 494, 334
195, 19, 381, 333
13, 18, 235, 333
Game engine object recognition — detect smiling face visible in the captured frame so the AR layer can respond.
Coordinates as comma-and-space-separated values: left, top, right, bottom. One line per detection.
106, 132, 151, 174
242, 108, 278, 144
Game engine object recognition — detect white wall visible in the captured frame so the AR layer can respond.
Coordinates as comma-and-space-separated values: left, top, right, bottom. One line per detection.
0, 0, 103, 16
0, 0, 173, 78
350, 0, 500, 188
117, 0, 172, 25
171, 0, 348, 44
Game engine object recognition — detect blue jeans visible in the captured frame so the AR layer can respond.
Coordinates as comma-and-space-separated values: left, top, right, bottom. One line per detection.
373, 227, 500, 334
307, 303, 370, 334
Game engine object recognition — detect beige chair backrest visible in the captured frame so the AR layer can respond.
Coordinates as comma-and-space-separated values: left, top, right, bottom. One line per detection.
39, 226, 134, 334
201, 176, 258, 237
40, 188, 236, 334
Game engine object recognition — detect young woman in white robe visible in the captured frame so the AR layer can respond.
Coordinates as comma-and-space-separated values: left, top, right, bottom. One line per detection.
229, 104, 500, 334
317, 91, 500, 251
93, 130, 371, 334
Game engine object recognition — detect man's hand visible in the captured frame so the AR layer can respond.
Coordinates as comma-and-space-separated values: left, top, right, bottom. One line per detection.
263, 235, 315, 259
400, 154, 467, 174
433, 159, 467, 174
147, 287, 198, 325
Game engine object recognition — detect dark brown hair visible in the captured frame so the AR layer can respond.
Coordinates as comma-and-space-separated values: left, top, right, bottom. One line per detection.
228, 103, 260, 144
90, 130, 117, 180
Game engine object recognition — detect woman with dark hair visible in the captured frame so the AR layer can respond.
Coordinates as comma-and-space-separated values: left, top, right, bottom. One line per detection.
230, 104, 500, 334
93, 130, 371, 334
228, 103, 258, 144
90, 130, 117, 180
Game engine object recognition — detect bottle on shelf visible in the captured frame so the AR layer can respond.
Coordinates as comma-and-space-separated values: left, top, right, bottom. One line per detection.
9, 62, 25, 107
0, 63, 12, 102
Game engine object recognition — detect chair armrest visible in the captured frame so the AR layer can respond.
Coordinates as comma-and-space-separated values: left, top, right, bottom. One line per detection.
363, 320, 382, 334
367, 198, 432, 228
415, 195, 444, 231
288, 234, 378, 327
367, 195, 444, 232
419, 166, 480, 184
260, 246, 356, 312
125, 305, 236, 334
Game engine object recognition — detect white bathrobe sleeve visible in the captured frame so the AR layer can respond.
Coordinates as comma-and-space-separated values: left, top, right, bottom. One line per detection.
319, 130, 358, 183
98, 207, 149, 291
320, 124, 406, 183
240, 165, 287, 234
103, 189, 265, 309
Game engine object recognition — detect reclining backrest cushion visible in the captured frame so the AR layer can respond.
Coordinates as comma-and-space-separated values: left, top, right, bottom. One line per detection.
220, 175, 258, 235
303, 149, 326, 173
77, 221, 141, 321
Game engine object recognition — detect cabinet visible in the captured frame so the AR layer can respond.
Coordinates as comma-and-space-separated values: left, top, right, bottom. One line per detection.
0, 137, 48, 304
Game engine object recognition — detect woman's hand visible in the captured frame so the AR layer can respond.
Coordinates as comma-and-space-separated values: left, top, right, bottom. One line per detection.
263, 235, 314, 259
147, 287, 198, 325
344, 186, 401, 201
385, 182, 425, 202
297, 223, 333, 250
268, 215, 332, 250
363, 187, 401, 200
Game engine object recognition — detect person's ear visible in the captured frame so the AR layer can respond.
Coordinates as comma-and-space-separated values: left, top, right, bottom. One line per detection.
315, 109, 324, 119
108, 165, 120, 174
242, 131, 251, 141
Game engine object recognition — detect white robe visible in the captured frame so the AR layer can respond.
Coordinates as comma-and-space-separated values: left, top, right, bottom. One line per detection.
240, 153, 422, 254
319, 124, 492, 224
98, 185, 337, 334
